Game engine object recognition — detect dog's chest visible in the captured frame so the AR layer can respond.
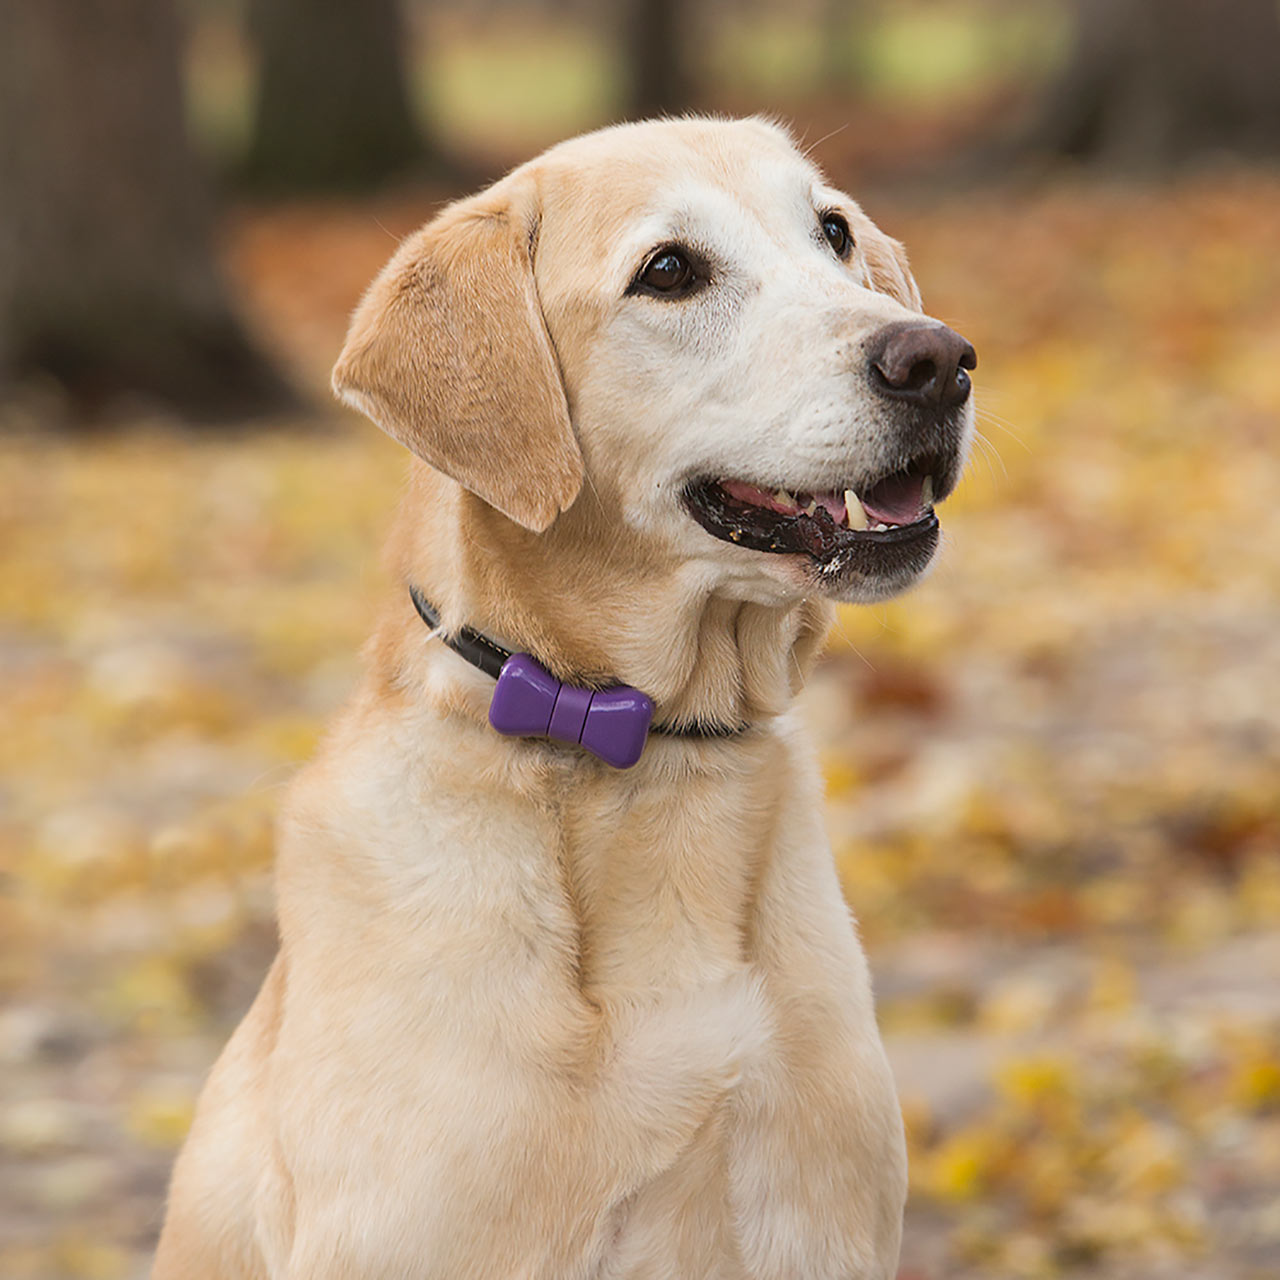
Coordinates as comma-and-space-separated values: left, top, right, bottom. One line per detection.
563, 759, 792, 1277
560, 752, 786, 993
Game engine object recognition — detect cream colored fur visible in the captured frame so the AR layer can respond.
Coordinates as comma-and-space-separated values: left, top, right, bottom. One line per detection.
153, 116, 960, 1279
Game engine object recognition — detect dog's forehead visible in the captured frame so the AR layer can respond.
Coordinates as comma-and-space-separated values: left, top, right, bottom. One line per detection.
530, 119, 836, 265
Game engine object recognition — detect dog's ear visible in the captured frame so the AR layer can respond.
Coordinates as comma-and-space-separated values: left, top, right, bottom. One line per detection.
332, 182, 582, 533
860, 226, 923, 313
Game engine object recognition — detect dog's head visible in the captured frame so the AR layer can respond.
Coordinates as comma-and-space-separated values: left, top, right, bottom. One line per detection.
334, 117, 974, 606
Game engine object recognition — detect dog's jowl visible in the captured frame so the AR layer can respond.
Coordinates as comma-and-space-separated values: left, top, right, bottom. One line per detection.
154, 117, 975, 1280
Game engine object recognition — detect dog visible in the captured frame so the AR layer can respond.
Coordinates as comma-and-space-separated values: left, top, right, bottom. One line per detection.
153, 116, 975, 1279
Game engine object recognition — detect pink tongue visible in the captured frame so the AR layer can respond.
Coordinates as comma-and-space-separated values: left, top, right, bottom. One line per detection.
860, 472, 925, 526
812, 490, 847, 524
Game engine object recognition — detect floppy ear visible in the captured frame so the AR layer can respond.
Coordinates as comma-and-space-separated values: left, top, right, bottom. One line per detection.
331, 183, 583, 533
860, 227, 923, 313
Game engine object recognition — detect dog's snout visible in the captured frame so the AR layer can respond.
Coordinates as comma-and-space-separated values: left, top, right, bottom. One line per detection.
868, 322, 976, 411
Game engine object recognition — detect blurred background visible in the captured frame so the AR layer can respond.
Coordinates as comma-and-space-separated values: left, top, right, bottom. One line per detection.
2, 1, 1279, 1277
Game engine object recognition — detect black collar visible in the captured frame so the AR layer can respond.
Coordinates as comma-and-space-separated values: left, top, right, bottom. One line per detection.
408, 584, 747, 742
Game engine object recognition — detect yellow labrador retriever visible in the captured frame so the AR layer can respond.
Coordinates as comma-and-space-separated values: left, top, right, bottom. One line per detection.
154, 117, 975, 1280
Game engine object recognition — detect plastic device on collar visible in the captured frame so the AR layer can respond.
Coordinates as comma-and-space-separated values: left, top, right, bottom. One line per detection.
408, 585, 654, 769
488, 653, 654, 770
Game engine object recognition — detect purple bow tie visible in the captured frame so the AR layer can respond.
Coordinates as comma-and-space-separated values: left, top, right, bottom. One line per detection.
488, 653, 654, 770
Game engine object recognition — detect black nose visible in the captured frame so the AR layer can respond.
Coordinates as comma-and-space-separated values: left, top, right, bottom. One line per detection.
868, 322, 976, 411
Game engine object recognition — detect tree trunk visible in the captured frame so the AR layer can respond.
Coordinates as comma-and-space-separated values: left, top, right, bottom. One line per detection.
1024, 0, 1280, 167
0, 0, 292, 419
620, 0, 697, 120
243, 0, 427, 193
819, 0, 872, 93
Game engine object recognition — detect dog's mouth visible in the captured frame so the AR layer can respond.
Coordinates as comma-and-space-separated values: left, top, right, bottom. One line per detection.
683, 460, 940, 556
682, 457, 948, 598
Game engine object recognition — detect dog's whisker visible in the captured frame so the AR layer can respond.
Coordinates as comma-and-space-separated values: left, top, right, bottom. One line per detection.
801, 121, 851, 162
969, 429, 1008, 484
828, 612, 877, 671
974, 405, 1031, 453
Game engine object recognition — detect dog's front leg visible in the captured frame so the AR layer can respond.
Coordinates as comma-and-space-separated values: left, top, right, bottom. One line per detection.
269, 967, 771, 1279
728, 822, 907, 1280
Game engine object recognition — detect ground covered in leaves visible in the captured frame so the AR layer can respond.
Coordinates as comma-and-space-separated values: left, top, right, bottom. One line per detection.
2, 166, 1279, 1279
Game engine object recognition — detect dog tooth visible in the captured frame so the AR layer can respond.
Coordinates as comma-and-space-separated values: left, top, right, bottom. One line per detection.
844, 490, 868, 531
804, 499, 818, 516
774, 487, 795, 509
922, 475, 935, 508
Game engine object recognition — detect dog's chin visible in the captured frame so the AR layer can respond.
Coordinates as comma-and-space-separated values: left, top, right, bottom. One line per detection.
681, 472, 943, 605
800, 526, 939, 603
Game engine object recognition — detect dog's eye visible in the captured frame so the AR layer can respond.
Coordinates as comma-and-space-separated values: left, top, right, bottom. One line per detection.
632, 247, 698, 297
821, 212, 852, 259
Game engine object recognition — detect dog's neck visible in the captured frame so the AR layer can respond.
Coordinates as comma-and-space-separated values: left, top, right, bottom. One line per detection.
374, 465, 834, 736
